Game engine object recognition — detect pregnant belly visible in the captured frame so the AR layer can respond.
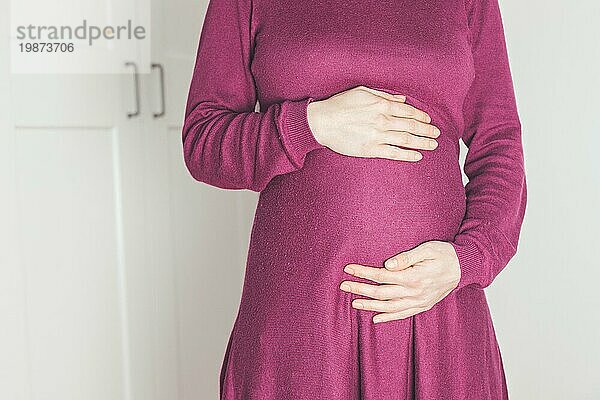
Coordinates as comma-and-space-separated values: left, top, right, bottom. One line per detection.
239, 94, 467, 327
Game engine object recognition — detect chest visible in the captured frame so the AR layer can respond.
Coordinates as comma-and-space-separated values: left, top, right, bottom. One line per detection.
251, 0, 474, 111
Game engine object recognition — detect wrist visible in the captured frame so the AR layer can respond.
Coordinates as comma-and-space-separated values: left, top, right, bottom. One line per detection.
306, 100, 329, 147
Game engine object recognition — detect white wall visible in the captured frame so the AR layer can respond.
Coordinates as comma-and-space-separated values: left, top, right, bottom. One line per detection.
485, 0, 600, 398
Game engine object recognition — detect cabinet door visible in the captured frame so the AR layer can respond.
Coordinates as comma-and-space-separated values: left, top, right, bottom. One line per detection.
1, 3, 159, 400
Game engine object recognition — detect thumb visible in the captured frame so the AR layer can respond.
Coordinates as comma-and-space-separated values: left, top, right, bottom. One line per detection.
384, 242, 433, 271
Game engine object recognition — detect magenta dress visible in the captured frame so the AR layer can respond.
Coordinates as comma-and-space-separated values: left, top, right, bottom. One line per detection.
182, 0, 527, 398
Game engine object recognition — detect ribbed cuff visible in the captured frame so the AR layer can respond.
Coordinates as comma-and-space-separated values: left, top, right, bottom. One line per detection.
449, 240, 486, 291
280, 97, 326, 168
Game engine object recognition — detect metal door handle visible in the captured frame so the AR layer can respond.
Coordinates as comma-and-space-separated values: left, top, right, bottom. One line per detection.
151, 63, 166, 118
125, 62, 140, 118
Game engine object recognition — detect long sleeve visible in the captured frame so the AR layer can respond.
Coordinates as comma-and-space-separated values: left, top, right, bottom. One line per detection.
450, 0, 527, 291
182, 0, 325, 192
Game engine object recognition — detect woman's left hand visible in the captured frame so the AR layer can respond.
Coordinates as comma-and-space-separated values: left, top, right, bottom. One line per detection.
339, 241, 461, 323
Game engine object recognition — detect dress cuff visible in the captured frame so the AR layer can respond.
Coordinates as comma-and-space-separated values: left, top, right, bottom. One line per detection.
280, 97, 326, 168
449, 240, 486, 291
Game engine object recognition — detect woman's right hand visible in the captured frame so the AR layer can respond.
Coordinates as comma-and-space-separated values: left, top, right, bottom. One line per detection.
307, 85, 441, 162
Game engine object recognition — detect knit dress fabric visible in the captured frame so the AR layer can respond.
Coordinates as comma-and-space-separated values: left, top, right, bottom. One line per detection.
182, 0, 527, 398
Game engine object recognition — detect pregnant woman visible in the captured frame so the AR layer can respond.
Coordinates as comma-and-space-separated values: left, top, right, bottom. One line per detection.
182, 0, 527, 398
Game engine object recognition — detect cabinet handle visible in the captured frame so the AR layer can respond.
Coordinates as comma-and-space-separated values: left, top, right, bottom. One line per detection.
125, 62, 140, 118
151, 63, 166, 118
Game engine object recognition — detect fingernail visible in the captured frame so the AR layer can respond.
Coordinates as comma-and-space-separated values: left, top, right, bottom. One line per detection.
340, 282, 351, 291
385, 259, 398, 270
353, 300, 364, 309
373, 316, 383, 323
344, 265, 355, 274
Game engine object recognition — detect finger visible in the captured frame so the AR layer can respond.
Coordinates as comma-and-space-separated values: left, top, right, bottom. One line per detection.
372, 307, 428, 323
385, 116, 441, 138
359, 86, 407, 102
384, 242, 437, 271
339, 281, 407, 300
344, 263, 405, 284
368, 144, 423, 162
379, 131, 438, 151
386, 101, 432, 124
353, 297, 421, 313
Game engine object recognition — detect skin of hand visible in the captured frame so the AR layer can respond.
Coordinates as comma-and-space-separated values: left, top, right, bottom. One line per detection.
339, 241, 461, 324
306, 85, 441, 161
